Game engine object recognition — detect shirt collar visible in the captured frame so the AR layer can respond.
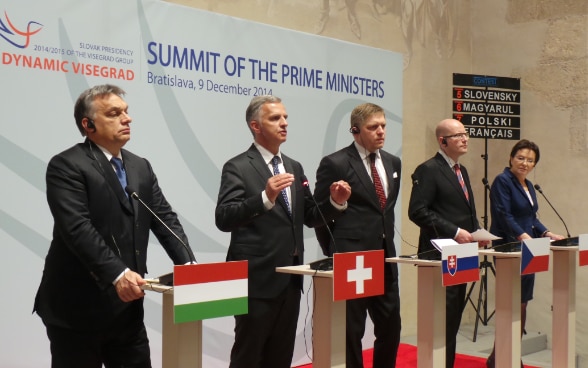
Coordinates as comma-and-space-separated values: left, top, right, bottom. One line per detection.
95, 143, 122, 162
254, 142, 281, 164
438, 149, 458, 168
354, 141, 380, 161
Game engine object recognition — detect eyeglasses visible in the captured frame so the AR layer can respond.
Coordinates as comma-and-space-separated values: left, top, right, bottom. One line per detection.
443, 132, 470, 140
513, 156, 535, 164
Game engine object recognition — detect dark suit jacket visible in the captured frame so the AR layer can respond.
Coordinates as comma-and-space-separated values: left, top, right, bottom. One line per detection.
215, 144, 341, 299
314, 143, 401, 264
489, 167, 547, 244
34, 139, 193, 330
408, 152, 480, 258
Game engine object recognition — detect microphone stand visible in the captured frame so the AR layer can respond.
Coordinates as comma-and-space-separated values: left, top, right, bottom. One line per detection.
463, 107, 496, 342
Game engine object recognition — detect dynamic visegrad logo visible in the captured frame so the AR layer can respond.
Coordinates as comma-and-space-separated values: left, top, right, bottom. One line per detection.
0, 11, 43, 48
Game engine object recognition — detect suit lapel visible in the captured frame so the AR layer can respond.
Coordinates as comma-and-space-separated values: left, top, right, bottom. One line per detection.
121, 151, 138, 215
86, 141, 133, 214
435, 154, 470, 206
247, 145, 291, 217
282, 155, 296, 217
381, 152, 397, 210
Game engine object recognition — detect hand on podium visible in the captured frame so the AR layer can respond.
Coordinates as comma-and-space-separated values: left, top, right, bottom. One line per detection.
115, 269, 147, 302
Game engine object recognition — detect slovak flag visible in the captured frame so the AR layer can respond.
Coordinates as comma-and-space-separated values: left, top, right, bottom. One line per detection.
333, 250, 384, 301
441, 242, 479, 287
579, 234, 588, 267
521, 238, 550, 275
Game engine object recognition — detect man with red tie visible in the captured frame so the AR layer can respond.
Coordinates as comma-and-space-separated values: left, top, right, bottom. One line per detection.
314, 103, 402, 368
408, 118, 485, 367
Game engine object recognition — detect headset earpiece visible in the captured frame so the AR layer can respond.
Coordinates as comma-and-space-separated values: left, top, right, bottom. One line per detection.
86, 118, 96, 130
441, 137, 447, 145
349, 126, 360, 134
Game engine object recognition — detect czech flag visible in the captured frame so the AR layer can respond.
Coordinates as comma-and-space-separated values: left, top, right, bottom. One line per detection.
173, 261, 248, 323
441, 242, 479, 287
521, 238, 550, 275
333, 250, 384, 301
579, 234, 588, 267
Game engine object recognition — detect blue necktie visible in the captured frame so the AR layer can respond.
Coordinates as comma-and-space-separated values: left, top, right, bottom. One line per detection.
111, 157, 128, 197
271, 156, 291, 214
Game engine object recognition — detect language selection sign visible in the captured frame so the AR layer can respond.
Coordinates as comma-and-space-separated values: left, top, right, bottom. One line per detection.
452, 73, 521, 140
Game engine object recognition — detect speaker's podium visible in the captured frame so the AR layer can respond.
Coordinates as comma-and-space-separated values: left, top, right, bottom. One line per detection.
276, 264, 346, 368
142, 261, 248, 368
479, 246, 523, 368
277, 250, 385, 368
387, 241, 479, 368
386, 256, 444, 368
550, 235, 583, 368
142, 282, 202, 368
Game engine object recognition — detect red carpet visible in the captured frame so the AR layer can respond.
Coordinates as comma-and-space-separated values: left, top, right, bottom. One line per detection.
294, 344, 540, 367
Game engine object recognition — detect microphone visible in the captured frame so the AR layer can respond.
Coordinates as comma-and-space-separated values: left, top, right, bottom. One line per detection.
533, 184, 571, 238
398, 247, 444, 260
125, 186, 197, 266
404, 174, 443, 260
301, 175, 336, 271
410, 174, 441, 239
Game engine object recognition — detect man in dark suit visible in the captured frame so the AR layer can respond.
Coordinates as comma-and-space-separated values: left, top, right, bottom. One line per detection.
215, 95, 351, 368
408, 118, 486, 367
314, 103, 402, 368
34, 84, 195, 367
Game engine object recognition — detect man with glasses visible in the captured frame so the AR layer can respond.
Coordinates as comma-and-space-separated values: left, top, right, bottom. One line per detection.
408, 118, 485, 367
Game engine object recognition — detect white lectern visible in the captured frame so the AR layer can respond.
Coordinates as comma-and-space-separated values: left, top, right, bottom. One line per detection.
551, 244, 579, 368
142, 283, 202, 368
276, 265, 346, 368
479, 249, 521, 368
387, 257, 445, 368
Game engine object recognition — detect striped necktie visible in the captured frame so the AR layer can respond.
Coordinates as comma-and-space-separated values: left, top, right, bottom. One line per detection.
271, 156, 291, 214
454, 163, 469, 201
369, 153, 387, 210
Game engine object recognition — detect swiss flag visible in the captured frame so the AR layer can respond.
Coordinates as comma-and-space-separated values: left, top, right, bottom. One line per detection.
333, 250, 384, 301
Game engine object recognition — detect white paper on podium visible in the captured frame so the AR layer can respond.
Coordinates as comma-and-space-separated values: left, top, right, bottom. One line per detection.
471, 229, 501, 241
430, 238, 458, 251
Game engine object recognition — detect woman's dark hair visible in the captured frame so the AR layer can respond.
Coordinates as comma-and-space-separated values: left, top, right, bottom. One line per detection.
509, 139, 540, 166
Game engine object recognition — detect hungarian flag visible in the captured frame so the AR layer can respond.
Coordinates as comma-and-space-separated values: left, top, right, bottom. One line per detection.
333, 250, 384, 301
521, 238, 550, 275
441, 242, 479, 287
173, 261, 248, 323
579, 234, 588, 267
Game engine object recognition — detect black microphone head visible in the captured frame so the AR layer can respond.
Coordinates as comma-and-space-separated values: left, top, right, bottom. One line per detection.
482, 178, 489, 186
125, 186, 139, 199
533, 184, 542, 192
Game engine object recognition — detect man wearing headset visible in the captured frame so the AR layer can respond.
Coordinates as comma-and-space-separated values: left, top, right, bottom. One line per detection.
314, 103, 402, 368
408, 118, 487, 367
34, 84, 195, 367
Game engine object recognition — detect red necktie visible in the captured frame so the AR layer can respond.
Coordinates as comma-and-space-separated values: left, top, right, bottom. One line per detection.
369, 153, 386, 210
454, 164, 469, 201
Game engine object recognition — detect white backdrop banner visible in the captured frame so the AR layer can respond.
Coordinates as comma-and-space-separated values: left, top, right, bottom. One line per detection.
0, 0, 403, 366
